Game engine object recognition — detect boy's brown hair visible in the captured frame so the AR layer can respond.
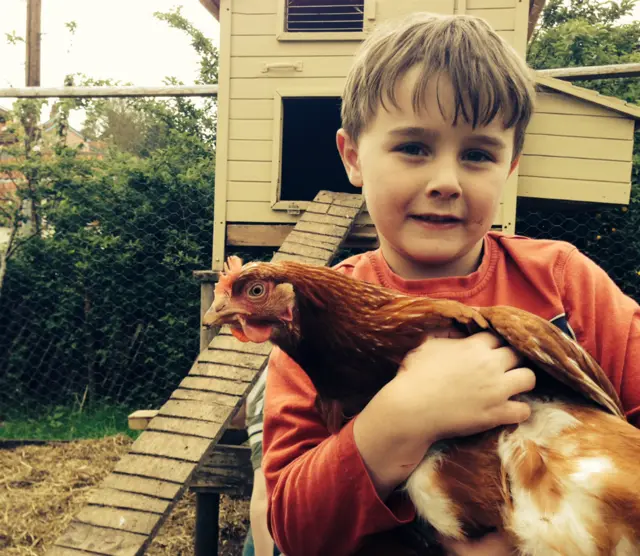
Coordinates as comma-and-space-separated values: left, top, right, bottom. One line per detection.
341, 12, 536, 158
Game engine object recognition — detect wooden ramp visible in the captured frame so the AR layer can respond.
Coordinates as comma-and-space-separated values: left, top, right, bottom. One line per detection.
47, 191, 365, 556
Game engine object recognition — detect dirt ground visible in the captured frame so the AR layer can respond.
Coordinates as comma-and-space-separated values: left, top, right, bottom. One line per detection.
0, 435, 250, 555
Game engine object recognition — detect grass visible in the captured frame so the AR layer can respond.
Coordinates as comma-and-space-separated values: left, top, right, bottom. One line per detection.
0, 402, 142, 441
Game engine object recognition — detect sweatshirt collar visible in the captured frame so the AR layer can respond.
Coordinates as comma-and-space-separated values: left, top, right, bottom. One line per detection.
368, 234, 499, 299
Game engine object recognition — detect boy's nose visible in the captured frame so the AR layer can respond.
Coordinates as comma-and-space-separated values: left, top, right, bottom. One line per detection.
423, 161, 462, 200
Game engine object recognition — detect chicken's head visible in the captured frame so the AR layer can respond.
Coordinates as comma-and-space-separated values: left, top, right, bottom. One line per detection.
202, 256, 296, 344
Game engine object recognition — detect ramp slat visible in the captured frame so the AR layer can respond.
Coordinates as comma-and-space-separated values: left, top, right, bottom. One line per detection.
179, 375, 251, 396
86, 488, 170, 514
114, 455, 195, 484
158, 399, 230, 423
101, 474, 181, 500
147, 416, 224, 438
54, 522, 147, 555
198, 349, 266, 369
171, 387, 242, 405
129, 432, 214, 463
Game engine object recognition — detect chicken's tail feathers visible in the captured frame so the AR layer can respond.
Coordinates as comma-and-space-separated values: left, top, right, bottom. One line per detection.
479, 305, 625, 419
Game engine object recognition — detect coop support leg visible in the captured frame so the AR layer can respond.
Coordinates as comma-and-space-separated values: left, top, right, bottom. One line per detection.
195, 491, 220, 556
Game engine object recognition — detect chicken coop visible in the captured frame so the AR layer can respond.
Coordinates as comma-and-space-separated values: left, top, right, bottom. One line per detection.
199, 0, 640, 273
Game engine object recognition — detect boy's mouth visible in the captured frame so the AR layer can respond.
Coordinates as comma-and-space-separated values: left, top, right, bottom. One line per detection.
411, 214, 462, 223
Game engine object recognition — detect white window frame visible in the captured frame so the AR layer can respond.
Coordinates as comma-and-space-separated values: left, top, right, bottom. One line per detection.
270, 87, 345, 212
276, 0, 376, 42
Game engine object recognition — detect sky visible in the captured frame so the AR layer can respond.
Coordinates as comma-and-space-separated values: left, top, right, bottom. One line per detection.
0, 0, 221, 127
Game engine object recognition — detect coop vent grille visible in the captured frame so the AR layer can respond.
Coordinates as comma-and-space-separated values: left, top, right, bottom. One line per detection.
286, 0, 365, 33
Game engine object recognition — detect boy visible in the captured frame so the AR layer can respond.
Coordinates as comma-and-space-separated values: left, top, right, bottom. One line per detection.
261, 12, 640, 556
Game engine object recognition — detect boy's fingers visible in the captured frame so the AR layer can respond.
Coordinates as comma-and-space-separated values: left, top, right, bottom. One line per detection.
469, 330, 505, 349
504, 367, 536, 396
495, 346, 525, 371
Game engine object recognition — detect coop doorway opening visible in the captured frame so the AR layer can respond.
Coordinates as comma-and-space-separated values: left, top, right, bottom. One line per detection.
279, 96, 361, 202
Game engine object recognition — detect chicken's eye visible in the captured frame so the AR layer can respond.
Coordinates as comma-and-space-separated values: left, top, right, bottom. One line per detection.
247, 282, 266, 298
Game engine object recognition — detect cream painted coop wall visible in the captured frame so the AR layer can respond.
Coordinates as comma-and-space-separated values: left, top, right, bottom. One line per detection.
213, 0, 530, 261
520, 90, 635, 205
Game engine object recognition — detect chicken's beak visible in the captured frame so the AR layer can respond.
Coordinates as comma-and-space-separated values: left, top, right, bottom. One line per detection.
202, 295, 230, 329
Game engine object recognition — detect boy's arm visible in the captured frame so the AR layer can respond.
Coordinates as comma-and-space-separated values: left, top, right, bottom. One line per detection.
561, 248, 640, 426
262, 347, 416, 556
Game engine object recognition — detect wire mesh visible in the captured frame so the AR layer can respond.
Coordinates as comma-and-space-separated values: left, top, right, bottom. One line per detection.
0, 94, 216, 437
515, 196, 640, 303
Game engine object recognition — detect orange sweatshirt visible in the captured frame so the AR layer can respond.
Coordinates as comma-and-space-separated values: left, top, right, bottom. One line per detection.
262, 232, 640, 556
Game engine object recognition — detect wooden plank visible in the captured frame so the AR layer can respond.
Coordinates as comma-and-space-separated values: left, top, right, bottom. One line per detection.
47, 547, 89, 555
54, 522, 147, 556
272, 252, 326, 264
227, 182, 272, 202
86, 488, 170, 514
287, 230, 338, 249
172, 386, 240, 407
538, 62, 640, 82
198, 348, 266, 369
229, 140, 273, 161
519, 154, 630, 183
517, 176, 631, 204
535, 91, 625, 118
304, 202, 330, 215
229, 120, 272, 141
147, 416, 224, 439
230, 56, 355, 79
229, 99, 274, 120
129, 432, 215, 463
466, 0, 513, 8
301, 211, 351, 228
466, 7, 515, 30
75, 506, 160, 536
210, 334, 272, 355
230, 35, 358, 57
158, 399, 230, 424
114, 454, 195, 484
527, 113, 633, 140
128, 409, 158, 431
522, 134, 633, 162
189, 363, 257, 382
180, 375, 253, 396
227, 201, 298, 223
295, 221, 346, 238
232, 0, 277, 14
328, 205, 361, 219
228, 160, 271, 182
231, 13, 277, 36
279, 241, 334, 260
230, 77, 346, 100
102, 474, 181, 501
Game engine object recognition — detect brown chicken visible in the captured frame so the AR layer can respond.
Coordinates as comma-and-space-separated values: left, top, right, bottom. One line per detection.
204, 256, 640, 555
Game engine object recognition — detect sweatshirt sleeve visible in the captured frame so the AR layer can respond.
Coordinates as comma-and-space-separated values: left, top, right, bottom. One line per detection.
261, 347, 416, 556
560, 248, 640, 427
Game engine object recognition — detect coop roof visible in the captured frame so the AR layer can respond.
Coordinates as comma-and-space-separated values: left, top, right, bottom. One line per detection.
536, 75, 640, 120
200, 0, 219, 20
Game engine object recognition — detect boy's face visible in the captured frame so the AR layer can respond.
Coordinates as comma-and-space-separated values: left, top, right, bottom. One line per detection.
337, 68, 519, 280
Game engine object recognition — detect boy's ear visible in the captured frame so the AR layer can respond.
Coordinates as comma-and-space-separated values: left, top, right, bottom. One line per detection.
509, 156, 520, 176
336, 129, 363, 188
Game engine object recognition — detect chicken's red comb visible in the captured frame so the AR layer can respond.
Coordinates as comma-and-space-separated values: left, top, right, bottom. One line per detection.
215, 255, 245, 295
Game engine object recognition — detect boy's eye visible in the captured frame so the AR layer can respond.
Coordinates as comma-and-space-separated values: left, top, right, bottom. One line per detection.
397, 143, 427, 156
465, 150, 494, 163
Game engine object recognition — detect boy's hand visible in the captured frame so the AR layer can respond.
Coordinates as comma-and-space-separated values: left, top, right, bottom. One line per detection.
395, 330, 536, 441
353, 331, 535, 498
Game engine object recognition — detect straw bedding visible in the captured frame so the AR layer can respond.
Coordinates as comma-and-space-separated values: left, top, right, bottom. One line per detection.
0, 435, 250, 555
